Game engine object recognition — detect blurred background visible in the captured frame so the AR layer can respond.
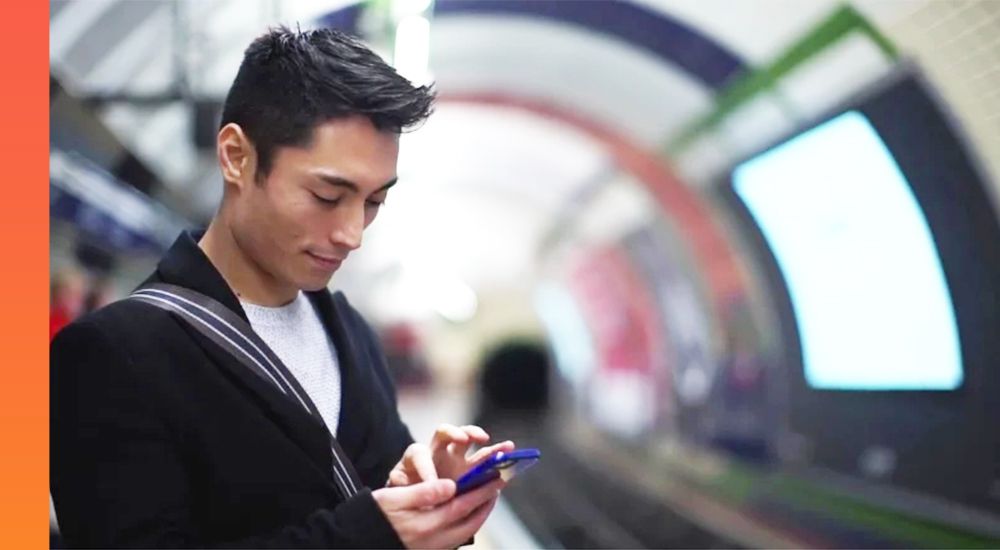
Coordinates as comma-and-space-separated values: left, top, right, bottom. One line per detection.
50, 0, 1000, 548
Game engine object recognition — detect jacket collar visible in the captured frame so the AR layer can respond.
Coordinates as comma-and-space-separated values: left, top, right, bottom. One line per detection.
145, 230, 380, 479
149, 229, 250, 322
143, 230, 360, 488
151, 230, 345, 331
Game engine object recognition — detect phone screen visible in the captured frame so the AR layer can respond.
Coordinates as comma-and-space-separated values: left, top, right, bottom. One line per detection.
455, 448, 541, 495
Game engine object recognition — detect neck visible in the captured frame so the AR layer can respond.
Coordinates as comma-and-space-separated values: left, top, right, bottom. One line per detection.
198, 218, 297, 307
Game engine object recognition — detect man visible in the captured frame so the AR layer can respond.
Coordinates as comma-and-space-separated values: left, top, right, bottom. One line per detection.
51, 27, 514, 548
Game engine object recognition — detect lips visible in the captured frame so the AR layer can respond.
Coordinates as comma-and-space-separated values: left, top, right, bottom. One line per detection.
306, 251, 344, 270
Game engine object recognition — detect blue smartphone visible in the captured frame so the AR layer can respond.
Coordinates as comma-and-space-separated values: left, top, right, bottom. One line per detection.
455, 448, 541, 495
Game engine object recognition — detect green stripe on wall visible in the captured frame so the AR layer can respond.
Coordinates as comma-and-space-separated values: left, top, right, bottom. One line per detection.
666, 4, 899, 155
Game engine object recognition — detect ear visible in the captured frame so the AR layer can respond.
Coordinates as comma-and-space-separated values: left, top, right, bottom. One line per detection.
217, 123, 258, 190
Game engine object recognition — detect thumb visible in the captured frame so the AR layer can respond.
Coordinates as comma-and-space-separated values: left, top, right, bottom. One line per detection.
384, 478, 456, 510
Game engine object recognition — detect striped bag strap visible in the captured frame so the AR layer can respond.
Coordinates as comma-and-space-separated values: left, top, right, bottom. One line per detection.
129, 283, 363, 500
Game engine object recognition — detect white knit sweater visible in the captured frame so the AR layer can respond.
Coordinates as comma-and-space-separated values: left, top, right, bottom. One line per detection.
241, 292, 341, 435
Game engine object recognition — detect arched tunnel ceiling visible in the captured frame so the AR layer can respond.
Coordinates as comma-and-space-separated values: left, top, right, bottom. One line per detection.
50, 0, 924, 318
428, 15, 715, 148
427, 0, 748, 90
50, 0, 915, 197
418, 0, 913, 150
52, 0, 921, 194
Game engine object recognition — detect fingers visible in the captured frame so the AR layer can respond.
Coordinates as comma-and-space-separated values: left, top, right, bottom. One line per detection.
404, 443, 438, 482
430, 425, 476, 481
374, 478, 457, 511
451, 494, 498, 538
431, 424, 491, 450
467, 440, 516, 466
428, 424, 514, 481
388, 468, 410, 487
430, 477, 505, 527
375, 477, 504, 550
432, 484, 501, 546
431, 502, 497, 550
431, 423, 470, 451
460, 425, 490, 445
431, 424, 494, 475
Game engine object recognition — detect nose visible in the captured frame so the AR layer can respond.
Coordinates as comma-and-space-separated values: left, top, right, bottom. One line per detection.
329, 203, 364, 252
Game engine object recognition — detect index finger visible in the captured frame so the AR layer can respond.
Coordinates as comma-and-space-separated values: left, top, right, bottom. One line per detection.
467, 440, 516, 466
431, 424, 470, 450
460, 425, 490, 445
407, 444, 438, 482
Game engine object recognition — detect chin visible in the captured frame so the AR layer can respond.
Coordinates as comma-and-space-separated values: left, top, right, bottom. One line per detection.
298, 275, 334, 292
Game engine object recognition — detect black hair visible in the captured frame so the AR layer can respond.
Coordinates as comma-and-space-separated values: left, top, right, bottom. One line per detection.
220, 25, 435, 177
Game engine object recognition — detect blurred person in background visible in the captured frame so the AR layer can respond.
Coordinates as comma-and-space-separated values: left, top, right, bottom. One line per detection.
51, 27, 514, 549
82, 275, 116, 314
49, 267, 87, 341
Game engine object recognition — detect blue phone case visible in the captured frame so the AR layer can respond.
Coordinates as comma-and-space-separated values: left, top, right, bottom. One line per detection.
455, 448, 541, 495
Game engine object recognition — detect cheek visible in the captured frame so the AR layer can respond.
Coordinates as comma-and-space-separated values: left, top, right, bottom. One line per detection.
264, 186, 315, 232
238, 186, 313, 255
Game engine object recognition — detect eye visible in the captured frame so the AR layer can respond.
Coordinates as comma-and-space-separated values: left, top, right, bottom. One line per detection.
365, 199, 386, 209
312, 193, 341, 206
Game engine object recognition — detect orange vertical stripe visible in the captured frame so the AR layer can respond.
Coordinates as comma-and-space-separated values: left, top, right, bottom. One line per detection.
1, 1, 49, 548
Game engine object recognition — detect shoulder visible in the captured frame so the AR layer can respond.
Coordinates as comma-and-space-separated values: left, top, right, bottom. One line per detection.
50, 293, 200, 423
50, 303, 148, 399
54, 296, 173, 343
50, 295, 184, 374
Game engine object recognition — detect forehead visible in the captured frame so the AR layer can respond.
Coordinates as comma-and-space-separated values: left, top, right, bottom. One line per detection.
272, 115, 399, 189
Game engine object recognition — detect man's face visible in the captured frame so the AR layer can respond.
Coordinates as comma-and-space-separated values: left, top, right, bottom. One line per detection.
231, 115, 399, 292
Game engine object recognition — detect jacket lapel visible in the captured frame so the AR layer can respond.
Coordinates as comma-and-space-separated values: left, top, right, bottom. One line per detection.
143, 231, 337, 486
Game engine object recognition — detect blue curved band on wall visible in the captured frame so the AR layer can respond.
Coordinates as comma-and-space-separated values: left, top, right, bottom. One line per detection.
320, 0, 746, 91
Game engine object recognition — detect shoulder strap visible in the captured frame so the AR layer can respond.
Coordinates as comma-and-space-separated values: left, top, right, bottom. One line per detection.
129, 283, 364, 500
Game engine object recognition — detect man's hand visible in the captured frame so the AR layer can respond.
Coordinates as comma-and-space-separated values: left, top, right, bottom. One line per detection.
372, 477, 504, 549
387, 424, 515, 486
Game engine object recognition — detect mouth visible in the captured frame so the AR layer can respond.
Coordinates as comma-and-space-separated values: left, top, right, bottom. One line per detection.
306, 251, 344, 271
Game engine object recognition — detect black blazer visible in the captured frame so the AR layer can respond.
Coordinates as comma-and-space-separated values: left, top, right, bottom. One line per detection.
51, 231, 415, 548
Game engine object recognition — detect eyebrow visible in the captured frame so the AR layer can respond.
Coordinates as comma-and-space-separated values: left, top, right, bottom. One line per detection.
311, 171, 398, 193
